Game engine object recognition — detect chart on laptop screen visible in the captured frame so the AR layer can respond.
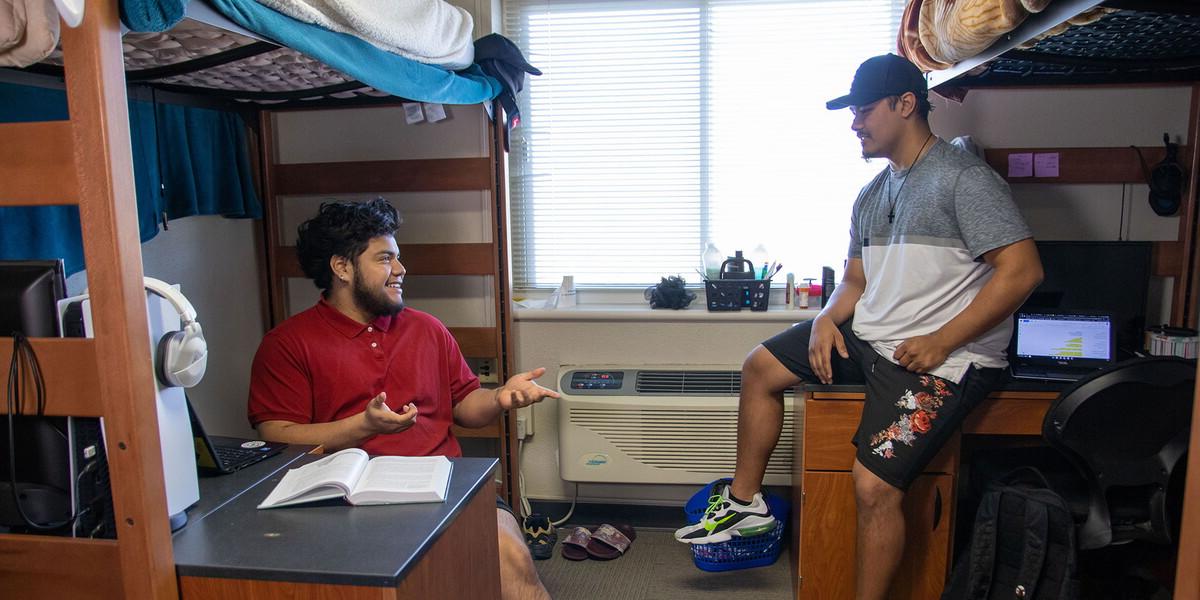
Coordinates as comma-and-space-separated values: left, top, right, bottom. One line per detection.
1017, 317, 1111, 360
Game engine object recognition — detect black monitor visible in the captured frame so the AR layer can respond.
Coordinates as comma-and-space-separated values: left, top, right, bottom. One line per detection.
0, 259, 66, 337
1023, 241, 1152, 356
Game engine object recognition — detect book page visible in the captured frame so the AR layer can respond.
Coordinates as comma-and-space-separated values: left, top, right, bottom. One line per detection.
348, 456, 452, 505
257, 448, 369, 509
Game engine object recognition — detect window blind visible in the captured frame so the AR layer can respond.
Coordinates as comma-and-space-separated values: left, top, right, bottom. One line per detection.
504, 0, 904, 288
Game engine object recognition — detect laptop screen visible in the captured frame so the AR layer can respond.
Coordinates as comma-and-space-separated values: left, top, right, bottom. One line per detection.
1014, 312, 1114, 365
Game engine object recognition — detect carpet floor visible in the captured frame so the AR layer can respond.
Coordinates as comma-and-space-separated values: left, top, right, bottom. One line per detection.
533, 528, 793, 600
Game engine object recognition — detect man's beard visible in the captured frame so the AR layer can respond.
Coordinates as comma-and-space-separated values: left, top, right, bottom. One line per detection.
352, 271, 404, 318
861, 142, 884, 161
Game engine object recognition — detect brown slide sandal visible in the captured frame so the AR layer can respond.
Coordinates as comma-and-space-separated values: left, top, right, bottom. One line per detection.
585, 524, 636, 560
560, 526, 592, 561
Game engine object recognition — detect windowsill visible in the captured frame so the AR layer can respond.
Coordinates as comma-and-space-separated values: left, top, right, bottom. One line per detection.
515, 303, 821, 322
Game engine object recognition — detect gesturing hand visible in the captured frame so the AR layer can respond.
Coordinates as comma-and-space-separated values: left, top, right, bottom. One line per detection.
362, 392, 419, 434
497, 367, 561, 410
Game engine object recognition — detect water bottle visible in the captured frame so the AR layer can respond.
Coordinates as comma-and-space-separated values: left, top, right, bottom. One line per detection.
702, 243, 722, 280
750, 244, 769, 279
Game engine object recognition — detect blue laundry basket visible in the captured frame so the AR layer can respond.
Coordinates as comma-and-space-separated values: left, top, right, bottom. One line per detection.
684, 478, 789, 572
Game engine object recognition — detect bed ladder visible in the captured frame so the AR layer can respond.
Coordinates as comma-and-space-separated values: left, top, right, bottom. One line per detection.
0, 0, 178, 597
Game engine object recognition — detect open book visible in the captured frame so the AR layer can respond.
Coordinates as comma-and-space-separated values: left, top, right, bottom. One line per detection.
257, 448, 453, 509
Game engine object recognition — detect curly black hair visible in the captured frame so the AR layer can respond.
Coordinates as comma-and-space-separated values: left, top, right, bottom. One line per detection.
295, 198, 400, 292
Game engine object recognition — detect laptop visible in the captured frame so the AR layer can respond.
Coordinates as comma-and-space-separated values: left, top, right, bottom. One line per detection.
1010, 310, 1117, 382
187, 398, 286, 474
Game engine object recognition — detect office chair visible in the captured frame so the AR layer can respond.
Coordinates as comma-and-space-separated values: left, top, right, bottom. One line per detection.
1042, 356, 1195, 550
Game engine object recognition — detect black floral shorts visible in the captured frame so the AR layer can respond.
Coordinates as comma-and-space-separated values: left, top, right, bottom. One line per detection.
762, 319, 1002, 491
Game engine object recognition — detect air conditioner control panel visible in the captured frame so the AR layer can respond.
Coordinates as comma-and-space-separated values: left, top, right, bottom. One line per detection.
564, 370, 626, 393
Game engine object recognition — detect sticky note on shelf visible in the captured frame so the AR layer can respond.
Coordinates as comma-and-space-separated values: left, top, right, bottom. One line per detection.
1007, 153, 1033, 178
402, 102, 425, 125
1034, 152, 1060, 178
423, 103, 447, 123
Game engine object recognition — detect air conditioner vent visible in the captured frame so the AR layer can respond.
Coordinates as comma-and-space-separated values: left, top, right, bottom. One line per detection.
635, 370, 793, 396
636, 370, 740, 395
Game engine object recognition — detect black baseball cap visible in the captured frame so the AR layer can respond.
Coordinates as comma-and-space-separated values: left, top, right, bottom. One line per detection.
826, 54, 927, 110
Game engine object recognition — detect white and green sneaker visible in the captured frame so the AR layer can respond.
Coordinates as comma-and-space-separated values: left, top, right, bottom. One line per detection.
674, 485, 775, 545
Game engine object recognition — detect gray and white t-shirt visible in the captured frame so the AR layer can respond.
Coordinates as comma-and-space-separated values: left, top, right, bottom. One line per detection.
847, 139, 1032, 383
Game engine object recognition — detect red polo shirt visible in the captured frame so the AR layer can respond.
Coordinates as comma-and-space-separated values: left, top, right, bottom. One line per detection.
248, 299, 480, 458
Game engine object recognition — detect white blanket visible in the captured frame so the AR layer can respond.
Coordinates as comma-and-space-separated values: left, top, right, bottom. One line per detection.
0, 0, 59, 68
254, 0, 475, 70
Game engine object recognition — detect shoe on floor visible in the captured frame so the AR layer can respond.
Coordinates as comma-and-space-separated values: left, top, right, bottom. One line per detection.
674, 485, 775, 545
522, 514, 557, 560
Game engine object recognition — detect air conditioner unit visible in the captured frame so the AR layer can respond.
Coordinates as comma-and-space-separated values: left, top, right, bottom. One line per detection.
558, 366, 795, 486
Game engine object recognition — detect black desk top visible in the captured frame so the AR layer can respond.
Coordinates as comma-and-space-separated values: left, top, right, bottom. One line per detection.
183, 445, 315, 523
172, 453, 499, 587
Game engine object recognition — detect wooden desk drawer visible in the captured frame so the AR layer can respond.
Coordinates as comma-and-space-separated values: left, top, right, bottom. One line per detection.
962, 397, 1053, 435
803, 400, 863, 471
803, 399, 957, 473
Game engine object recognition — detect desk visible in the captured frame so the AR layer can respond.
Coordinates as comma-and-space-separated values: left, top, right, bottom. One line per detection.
792, 381, 1062, 600
173, 452, 501, 599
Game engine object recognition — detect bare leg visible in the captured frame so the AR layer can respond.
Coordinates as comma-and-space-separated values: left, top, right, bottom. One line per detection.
497, 508, 551, 600
730, 345, 802, 501
852, 459, 906, 600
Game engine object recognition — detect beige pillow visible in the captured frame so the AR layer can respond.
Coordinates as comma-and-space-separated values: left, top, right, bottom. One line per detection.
921, 0, 1028, 65
898, 0, 951, 72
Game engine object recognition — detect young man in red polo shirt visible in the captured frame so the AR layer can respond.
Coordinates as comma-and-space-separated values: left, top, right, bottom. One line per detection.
248, 198, 557, 600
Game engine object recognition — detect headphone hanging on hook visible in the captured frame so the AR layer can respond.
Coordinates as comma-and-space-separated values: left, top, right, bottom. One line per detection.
143, 278, 208, 388
1134, 133, 1185, 217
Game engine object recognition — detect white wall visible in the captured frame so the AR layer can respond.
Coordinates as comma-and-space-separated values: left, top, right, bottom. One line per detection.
514, 85, 1195, 504
140, 216, 266, 438
65, 216, 267, 438
931, 86, 1192, 325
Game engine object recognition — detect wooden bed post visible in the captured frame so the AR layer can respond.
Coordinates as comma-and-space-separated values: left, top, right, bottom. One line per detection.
0, 0, 177, 597
62, 1, 178, 596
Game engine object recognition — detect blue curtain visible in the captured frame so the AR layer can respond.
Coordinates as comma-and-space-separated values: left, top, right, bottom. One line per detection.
0, 82, 261, 274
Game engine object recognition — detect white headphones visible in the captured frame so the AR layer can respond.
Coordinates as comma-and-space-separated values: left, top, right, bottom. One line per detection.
143, 277, 208, 388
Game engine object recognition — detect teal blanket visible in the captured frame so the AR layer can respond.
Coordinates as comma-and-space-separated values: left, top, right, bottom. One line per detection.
121, 0, 501, 105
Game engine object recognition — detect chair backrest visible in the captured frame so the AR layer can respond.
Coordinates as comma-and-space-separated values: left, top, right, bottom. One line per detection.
1043, 356, 1195, 549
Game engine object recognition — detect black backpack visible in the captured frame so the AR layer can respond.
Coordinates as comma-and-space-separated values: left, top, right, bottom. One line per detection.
942, 468, 1080, 600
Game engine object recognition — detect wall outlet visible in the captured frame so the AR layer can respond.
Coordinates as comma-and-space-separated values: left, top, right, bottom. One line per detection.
475, 358, 499, 384
519, 407, 533, 437
516, 413, 529, 440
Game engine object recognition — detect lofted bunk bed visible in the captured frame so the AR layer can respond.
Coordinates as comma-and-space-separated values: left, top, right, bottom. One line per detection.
895, 0, 1200, 596
0, 1, 524, 597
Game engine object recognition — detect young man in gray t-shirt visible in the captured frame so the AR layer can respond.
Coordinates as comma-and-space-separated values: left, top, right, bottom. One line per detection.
675, 54, 1044, 600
